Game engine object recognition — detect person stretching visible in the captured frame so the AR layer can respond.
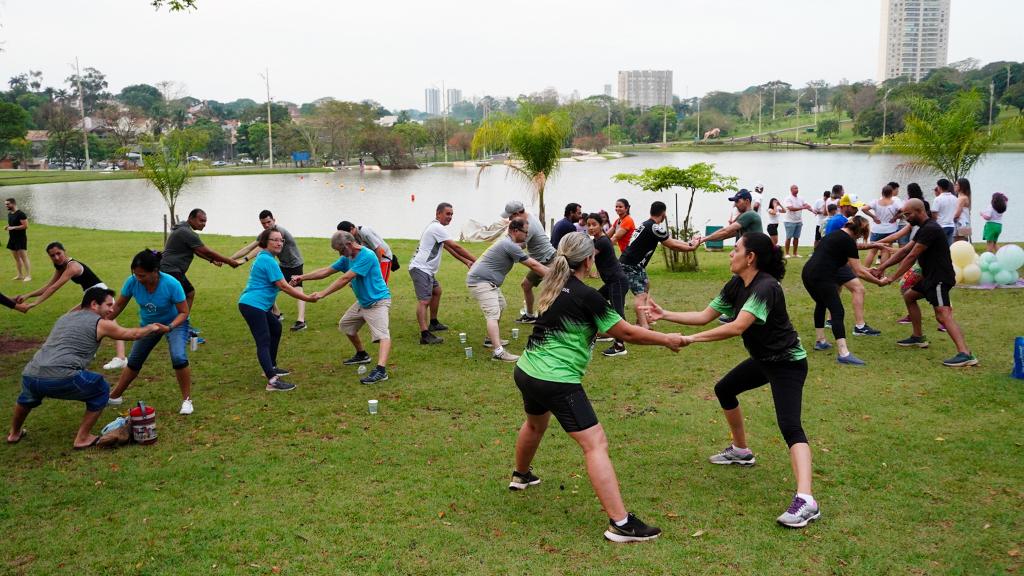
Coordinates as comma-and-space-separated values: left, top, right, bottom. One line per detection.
408, 203, 476, 344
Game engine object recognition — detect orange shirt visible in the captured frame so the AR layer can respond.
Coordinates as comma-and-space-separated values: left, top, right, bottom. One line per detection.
611, 215, 635, 253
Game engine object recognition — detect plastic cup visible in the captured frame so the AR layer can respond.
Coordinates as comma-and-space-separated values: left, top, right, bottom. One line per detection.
511, 328, 520, 340
368, 399, 379, 414
190, 336, 198, 351
459, 332, 467, 344
464, 347, 473, 359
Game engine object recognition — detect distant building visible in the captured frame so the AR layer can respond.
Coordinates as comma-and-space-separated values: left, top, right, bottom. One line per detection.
375, 115, 399, 128
604, 84, 612, 97
877, 0, 951, 82
446, 88, 462, 112
617, 70, 673, 108
425, 87, 441, 116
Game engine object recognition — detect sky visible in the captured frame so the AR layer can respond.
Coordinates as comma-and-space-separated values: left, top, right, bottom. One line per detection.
0, 0, 1021, 111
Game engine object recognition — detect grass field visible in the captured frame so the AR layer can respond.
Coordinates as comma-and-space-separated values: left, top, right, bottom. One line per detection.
1, 224, 1022, 575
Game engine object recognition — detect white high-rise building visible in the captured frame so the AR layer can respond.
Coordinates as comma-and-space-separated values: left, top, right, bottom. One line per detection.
603, 84, 612, 97
446, 89, 462, 112
877, 0, 951, 82
617, 70, 673, 109
425, 87, 441, 116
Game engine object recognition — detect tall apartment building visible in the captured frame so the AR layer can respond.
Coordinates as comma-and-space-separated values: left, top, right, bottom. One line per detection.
877, 0, 951, 82
425, 87, 441, 116
446, 88, 462, 112
617, 70, 673, 109
603, 84, 612, 97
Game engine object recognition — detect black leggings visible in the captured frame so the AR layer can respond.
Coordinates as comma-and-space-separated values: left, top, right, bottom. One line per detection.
239, 303, 282, 380
598, 275, 628, 319
714, 357, 809, 447
803, 276, 846, 340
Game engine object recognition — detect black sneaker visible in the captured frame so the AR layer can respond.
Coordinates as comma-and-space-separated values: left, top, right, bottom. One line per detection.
360, 367, 389, 384
603, 513, 662, 543
420, 332, 444, 345
273, 313, 284, 323
896, 335, 929, 348
717, 314, 734, 324
266, 379, 296, 392
343, 351, 372, 365
853, 324, 881, 336
514, 313, 538, 324
290, 321, 307, 332
602, 344, 627, 357
508, 467, 541, 491
483, 338, 509, 348
428, 320, 449, 332
272, 367, 291, 376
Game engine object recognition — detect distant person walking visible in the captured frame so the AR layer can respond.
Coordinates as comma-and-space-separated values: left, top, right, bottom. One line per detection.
5, 198, 30, 281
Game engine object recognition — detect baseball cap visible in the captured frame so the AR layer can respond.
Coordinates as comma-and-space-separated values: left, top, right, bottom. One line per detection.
727, 189, 752, 202
838, 194, 864, 208
754, 183, 764, 191
500, 200, 526, 219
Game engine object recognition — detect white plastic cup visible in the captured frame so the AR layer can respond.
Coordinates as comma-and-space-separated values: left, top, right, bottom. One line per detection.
368, 399, 378, 414
464, 347, 473, 359
190, 336, 198, 351
511, 328, 520, 340
357, 365, 367, 375
459, 332, 467, 344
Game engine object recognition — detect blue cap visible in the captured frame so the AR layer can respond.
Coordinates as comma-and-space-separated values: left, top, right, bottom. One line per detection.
728, 189, 752, 202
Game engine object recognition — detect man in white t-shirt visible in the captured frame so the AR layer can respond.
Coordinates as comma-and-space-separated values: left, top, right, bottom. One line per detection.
408, 202, 476, 344
812, 190, 832, 248
932, 178, 959, 245
782, 184, 813, 258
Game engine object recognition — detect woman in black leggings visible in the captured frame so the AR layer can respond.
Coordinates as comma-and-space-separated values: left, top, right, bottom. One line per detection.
802, 216, 886, 365
645, 232, 819, 528
586, 213, 630, 357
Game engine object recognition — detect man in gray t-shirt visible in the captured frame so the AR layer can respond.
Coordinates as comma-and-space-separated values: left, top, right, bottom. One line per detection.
161, 208, 241, 312
337, 220, 394, 284
466, 218, 548, 362
500, 200, 557, 324
234, 210, 308, 331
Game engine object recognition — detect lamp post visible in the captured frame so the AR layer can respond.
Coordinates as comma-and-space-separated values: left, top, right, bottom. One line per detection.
73, 57, 90, 170
260, 68, 274, 168
882, 88, 893, 140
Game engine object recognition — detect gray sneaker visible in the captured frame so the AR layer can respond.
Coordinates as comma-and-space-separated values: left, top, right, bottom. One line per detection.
266, 379, 296, 392
942, 352, 978, 367
483, 338, 510, 348
492, 349, 520, 362
776, 495, 821, 528
708, 445, 756, 466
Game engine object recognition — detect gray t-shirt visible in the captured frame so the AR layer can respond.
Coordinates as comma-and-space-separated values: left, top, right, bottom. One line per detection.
524, 214, 556, 263
161, 222, 204, 274
272, 225, 304, 269
466, 235, 529, 287
358, 226, 392, 259
23, 310, 102, 379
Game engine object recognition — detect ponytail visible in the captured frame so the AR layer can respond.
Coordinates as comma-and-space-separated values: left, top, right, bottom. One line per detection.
535, 232, 593, 315
740, 232, 785, 281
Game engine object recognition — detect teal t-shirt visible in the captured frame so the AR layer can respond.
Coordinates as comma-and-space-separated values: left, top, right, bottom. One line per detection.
331, 246, 390, 307
120, 272, 186, 326
238, 251, 285, 311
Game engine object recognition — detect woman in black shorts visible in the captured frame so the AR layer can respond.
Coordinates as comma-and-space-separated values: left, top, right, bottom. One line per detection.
801, 217, 886, 365
509, 232, 683, 543
766, 198, 785, 245
645, 232, 820, 528
585, 213, 630, 357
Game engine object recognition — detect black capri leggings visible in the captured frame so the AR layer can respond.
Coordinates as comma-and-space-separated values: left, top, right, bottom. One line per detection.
802, 275, 846, 340
598, 274, 629, 319
238, 303, 282, 380
714, 357, 809, 447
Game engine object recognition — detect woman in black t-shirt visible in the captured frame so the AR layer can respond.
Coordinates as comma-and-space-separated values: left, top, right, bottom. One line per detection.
646, 232, 821, 529
586, 213, 630, 357
801, 217, 886, 365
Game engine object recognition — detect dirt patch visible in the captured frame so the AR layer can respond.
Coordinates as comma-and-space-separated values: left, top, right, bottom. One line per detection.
0, 334, 41, 355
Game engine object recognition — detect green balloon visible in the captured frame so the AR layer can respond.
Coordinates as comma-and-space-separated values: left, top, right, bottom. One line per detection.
980, 271, 995, 285
988, 261, 1003, 275
995, 269, 1015, 285
979, 251, 997, 265
979, 260, 990, 272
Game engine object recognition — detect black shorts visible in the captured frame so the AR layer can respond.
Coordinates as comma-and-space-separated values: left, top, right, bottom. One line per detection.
166, 270, 195, 295
280, 264, 304, 287
767, 223, 779, 236
834, 264, 856, 285
814, 225, 824, 243
514, 366, 598, 433
917, 281, 953, 308
7, 234, 27, 251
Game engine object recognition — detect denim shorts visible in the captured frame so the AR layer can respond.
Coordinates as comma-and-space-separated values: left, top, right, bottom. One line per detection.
19, 371, 110, 412
869, 231, 894, 243
127, 321, 190, 371
784, 221, 803, 239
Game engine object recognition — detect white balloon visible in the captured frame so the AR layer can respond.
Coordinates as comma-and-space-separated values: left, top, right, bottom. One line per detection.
949, 241, 976, 268
996, 244, 1024, 272
962, 263, 981, 284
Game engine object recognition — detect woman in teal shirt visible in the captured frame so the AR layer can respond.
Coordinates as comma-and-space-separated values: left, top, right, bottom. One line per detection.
238, 228, 318, 392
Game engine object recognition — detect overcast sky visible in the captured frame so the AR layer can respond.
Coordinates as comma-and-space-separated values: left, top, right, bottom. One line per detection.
1, 0, 1020, 111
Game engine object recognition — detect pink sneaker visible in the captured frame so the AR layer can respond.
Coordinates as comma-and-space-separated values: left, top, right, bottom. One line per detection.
897, 315, 911, 324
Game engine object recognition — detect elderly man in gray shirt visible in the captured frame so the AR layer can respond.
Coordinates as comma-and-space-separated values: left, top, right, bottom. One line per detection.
500, 200, 556, 324
466, 218, 548, 362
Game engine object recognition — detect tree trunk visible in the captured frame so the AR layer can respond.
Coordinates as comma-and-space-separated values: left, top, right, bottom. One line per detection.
537, 182, 546, 229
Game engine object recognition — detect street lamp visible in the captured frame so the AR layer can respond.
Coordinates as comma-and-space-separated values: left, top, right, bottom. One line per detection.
260, 69, 274, 169
882, 88, 893, 140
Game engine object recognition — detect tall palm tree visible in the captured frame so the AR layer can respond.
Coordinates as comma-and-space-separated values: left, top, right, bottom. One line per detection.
471, 107, 570, 226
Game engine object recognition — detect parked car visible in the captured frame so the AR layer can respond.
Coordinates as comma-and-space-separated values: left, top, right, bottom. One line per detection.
211, 160, 229, 167
187, 155, 204, 162
238, 157, 254, 164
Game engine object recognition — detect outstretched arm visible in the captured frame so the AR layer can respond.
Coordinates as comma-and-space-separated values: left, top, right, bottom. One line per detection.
696, 223, 740, 246
443, 240, 476, 267
886, 243, 928, 285
521, 257, 548, 277
605, 320, 684, 351
97, 320, 165, 342
18, 267, 67, 302
645, 303, 720, 326
229, 240, 260, 261
312, 271, 356, 300
275, 278, 318, 302
195, 245, 241, 268
663, 237, 698, 253
686, 311, 756, 343
291, 266, 338, 284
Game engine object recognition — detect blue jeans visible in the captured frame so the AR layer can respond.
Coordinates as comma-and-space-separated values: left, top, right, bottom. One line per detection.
942, 227, 955, 245
127, 321, 190, 371
896, 223, 910, 246
19, 371, 110, 412
784, 221, 803, 240
239, 303, 282, 379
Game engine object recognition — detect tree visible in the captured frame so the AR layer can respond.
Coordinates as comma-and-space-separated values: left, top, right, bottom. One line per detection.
817, 118, 840, 139
392, 122, 428, 161
471, 108, 571, 225
702, 91, 739, 115
64, 67, 110, 115
140, 137, 196, 223
118, 84, 163, 115
7, 137, 33, 169
873, 91, 1022, 182
737, 93, 759, 122
359, 126, 415, 169
151, 0, 197, 10
1001, 82, 1024, 114
448, 131, 474, 160
312, 100, 374, 163
42, 104, 81, 168
613, 163, 737, 271
0, 102, 30, 157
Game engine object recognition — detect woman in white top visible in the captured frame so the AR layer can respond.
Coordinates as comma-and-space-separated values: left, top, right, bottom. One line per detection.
864, 184, 903, 266
953, 178, 972, 243
766, 198, 785, 246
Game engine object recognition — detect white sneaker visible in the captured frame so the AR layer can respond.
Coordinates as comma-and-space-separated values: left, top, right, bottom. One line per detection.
179, 398, 194, 415
107, 395, 124, 406
103, 357, 128, 370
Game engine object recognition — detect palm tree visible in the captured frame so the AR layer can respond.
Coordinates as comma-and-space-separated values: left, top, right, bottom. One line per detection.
139, 137, 195, 224
471, 107, 570, 226
873, 90, 1021, 182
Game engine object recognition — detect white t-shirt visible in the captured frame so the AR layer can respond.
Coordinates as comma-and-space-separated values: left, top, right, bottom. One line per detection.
932, 192, 958, 228
750, 191, 763, 214
783, 195, 807, 223
868, 197, 903, 234
812, 198, 829, 226
983, 206, 1004, 223
408, 220, 452, 275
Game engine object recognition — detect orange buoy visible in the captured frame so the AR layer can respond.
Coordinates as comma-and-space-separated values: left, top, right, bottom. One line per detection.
411, 194, 415, 202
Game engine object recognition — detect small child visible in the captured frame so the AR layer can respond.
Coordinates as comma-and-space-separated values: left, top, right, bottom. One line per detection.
981, 192, 1008, 253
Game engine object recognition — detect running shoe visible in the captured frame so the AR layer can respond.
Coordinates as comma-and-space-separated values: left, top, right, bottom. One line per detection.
896, 335, 929, 348
942, 352, 978, 367
717, 314, 734, 324
290, 321, 307, 332
897, 315, 912, 324
776, 495, 821, 528
360, 367, 389, 384
813, 340, 832, 351
837, 353, 866, 366
266, 379, 296, 392
708, 445, 756, 466
428, 320, 449, 332
508, 467, 541, 491
937, 324, 947, 333
179, 398, 194, 415
595, 336, 615, 342
272, 367, 291, 376
419, 332, 444, 345
603, 513, 662, 543
853, 324, 881, 336
514, 313, 538, 324
273, 313, 284, 322
491, 350, 520, 362
342, 351, 372, 365
103, 357, 127, 370
107, 395, 124, 406
602, 344, 628, 357
824, 319, 832, 329
483, 338, 509, 348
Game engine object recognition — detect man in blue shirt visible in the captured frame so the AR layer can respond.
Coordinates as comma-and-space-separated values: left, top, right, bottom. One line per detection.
550, 202, 582, 250
293, 231, 392, 384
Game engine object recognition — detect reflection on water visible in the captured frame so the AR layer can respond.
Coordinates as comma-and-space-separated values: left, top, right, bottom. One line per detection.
9, 150, 1023, 243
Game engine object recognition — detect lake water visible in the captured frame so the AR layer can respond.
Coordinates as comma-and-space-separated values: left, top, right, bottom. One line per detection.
8, 150, 1023, 244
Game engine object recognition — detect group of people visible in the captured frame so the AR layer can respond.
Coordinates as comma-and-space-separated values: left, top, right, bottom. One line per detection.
3, 178, 1009, 542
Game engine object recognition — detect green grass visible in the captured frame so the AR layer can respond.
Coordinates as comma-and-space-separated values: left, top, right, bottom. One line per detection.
2, 225, 1023, 575
0, 166, 334, 187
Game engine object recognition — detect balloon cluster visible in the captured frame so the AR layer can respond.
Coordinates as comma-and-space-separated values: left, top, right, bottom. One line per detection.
951, 241, 1024, 286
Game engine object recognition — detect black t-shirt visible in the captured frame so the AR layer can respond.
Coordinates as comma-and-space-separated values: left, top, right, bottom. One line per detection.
709, 271, 807, 362
57, 259, 103, 290
7, 210, 27, 241
550, 218, 576, 251
593, 235, 625, 283
619, 218, 670, 268
801, 230, 858, 282
914, 219, 956, 287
